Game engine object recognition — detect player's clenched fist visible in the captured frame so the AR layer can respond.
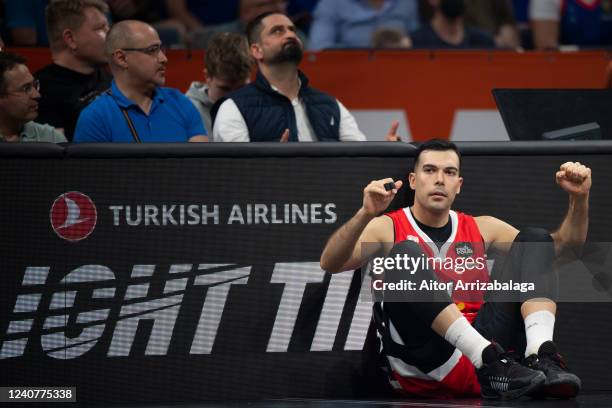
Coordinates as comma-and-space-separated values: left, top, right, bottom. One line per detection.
362, 178, 403, 217
555, 162, 592, 197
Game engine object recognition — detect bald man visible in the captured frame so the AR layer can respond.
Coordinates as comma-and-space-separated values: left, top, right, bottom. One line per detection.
74, 20, 207, 143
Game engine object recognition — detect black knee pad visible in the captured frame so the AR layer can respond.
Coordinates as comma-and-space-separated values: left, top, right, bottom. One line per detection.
381, 240, 452, 315
389, 240, 427, 258
386, 240, 440, 283
515, 227, 553, 243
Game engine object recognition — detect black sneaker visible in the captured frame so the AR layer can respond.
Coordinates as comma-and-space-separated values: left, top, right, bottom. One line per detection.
477, 343, 546, 400
523, 341, 581, 398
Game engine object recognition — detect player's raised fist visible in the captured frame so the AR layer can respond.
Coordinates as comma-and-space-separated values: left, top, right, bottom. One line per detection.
555, 162, 592, 197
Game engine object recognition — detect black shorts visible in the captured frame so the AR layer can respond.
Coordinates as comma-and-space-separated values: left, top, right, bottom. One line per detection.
378, 300, 526, 373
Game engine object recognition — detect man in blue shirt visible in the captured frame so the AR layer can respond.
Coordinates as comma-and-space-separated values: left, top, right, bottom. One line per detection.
74, 20, 207, 143
308, 0, 420, 50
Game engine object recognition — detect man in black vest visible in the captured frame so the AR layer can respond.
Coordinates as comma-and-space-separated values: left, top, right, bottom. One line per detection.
212, 11, 370, 142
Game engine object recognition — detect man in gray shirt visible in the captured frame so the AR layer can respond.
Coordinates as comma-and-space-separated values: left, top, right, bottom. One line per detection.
0, 52, 66, 143
186, 32, 252, 135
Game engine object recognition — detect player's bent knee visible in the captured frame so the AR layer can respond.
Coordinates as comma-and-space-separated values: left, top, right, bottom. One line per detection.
515, 227, 553, 243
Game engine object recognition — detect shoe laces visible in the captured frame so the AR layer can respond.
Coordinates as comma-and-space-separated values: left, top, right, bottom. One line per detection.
498, 351, 529, 376
541, 351, 568, 370
498, 350, 522, 366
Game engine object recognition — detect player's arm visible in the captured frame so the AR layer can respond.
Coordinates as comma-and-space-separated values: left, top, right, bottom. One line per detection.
477, 162, 591, 256
475, 215, 519, 254
550, 162, 591, 254
320, 178, 401, 273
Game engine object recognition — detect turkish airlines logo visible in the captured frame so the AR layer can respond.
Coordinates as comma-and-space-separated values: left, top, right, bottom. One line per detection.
50, 192, 97, 242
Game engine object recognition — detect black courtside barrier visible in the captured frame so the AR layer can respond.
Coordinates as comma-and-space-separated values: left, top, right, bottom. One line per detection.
1, 142, 611, 404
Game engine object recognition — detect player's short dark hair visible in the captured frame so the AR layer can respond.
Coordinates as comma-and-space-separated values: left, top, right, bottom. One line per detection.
245, 11, 277, 45
414, 139, 462, 172
0, 52, 27, 93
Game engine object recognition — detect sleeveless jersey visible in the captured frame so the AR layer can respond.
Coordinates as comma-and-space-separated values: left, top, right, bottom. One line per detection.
386, 207, 490, 322
374, 208, 490, 396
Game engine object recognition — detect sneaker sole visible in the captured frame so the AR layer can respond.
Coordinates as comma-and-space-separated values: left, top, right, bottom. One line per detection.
541, 376, 581, 399
482, 372, 546, 400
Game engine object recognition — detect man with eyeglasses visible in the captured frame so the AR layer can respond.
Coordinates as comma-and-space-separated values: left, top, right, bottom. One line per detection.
35, 0, 112, 141
0, 52, 66, 143
73, 20, 207, 143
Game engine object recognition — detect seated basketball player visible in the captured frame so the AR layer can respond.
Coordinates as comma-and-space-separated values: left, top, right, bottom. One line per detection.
320, 139, 591, 399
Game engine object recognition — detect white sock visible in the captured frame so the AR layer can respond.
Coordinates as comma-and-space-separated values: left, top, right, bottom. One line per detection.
444, 317, 491, 369
524, 310, 555, 357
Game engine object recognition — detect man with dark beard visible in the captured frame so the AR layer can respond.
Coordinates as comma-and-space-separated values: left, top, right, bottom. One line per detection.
212, 12, 368, 142
410, 0, 496, 49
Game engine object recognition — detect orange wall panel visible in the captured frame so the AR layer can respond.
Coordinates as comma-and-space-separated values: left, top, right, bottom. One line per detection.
11, 48, 610, 140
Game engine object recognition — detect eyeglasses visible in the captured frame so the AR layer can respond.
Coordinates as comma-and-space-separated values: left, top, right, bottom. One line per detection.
121, 44, 167, 56
0, 79, 40, 96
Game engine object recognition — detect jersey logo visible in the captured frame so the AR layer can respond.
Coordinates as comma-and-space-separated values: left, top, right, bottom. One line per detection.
455, 242, 474, 258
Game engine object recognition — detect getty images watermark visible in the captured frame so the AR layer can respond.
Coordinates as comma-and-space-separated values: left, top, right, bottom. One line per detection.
361, 241, 556, 303
369, 254, 537, 303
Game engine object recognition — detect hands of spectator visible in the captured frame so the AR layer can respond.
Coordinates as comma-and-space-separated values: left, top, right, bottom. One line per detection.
495, 24, 521, 50
384, 121, 402, 142
188, 135, 209, 142
280, 129, 290, 142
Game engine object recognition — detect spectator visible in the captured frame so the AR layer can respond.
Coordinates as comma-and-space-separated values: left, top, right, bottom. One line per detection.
73, 20, 207, 142
0, 52, 66, 143
308, 0, 419, 50
186, 32, 252, 135
35, 0, 111, 141
107, 0, 187, 47
213, 12, 367, 142
4, 0, 49, 46
411, 0, 495, 49
189, 0, 298, 50
465, 0, 520, 49
372, 27, 412, 48
287, 0, 320, 34
164, 0, 239, 30
530, 0, 612, 50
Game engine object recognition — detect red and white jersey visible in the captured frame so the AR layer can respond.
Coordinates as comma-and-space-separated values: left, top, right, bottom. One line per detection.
375, 208, 491, 397
385, 207, 490, 322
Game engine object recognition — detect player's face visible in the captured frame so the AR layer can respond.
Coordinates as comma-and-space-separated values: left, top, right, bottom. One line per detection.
409, 150, 463, 213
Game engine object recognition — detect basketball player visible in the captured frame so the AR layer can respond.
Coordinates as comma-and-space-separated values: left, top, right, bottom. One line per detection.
320, 139, 591, 399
